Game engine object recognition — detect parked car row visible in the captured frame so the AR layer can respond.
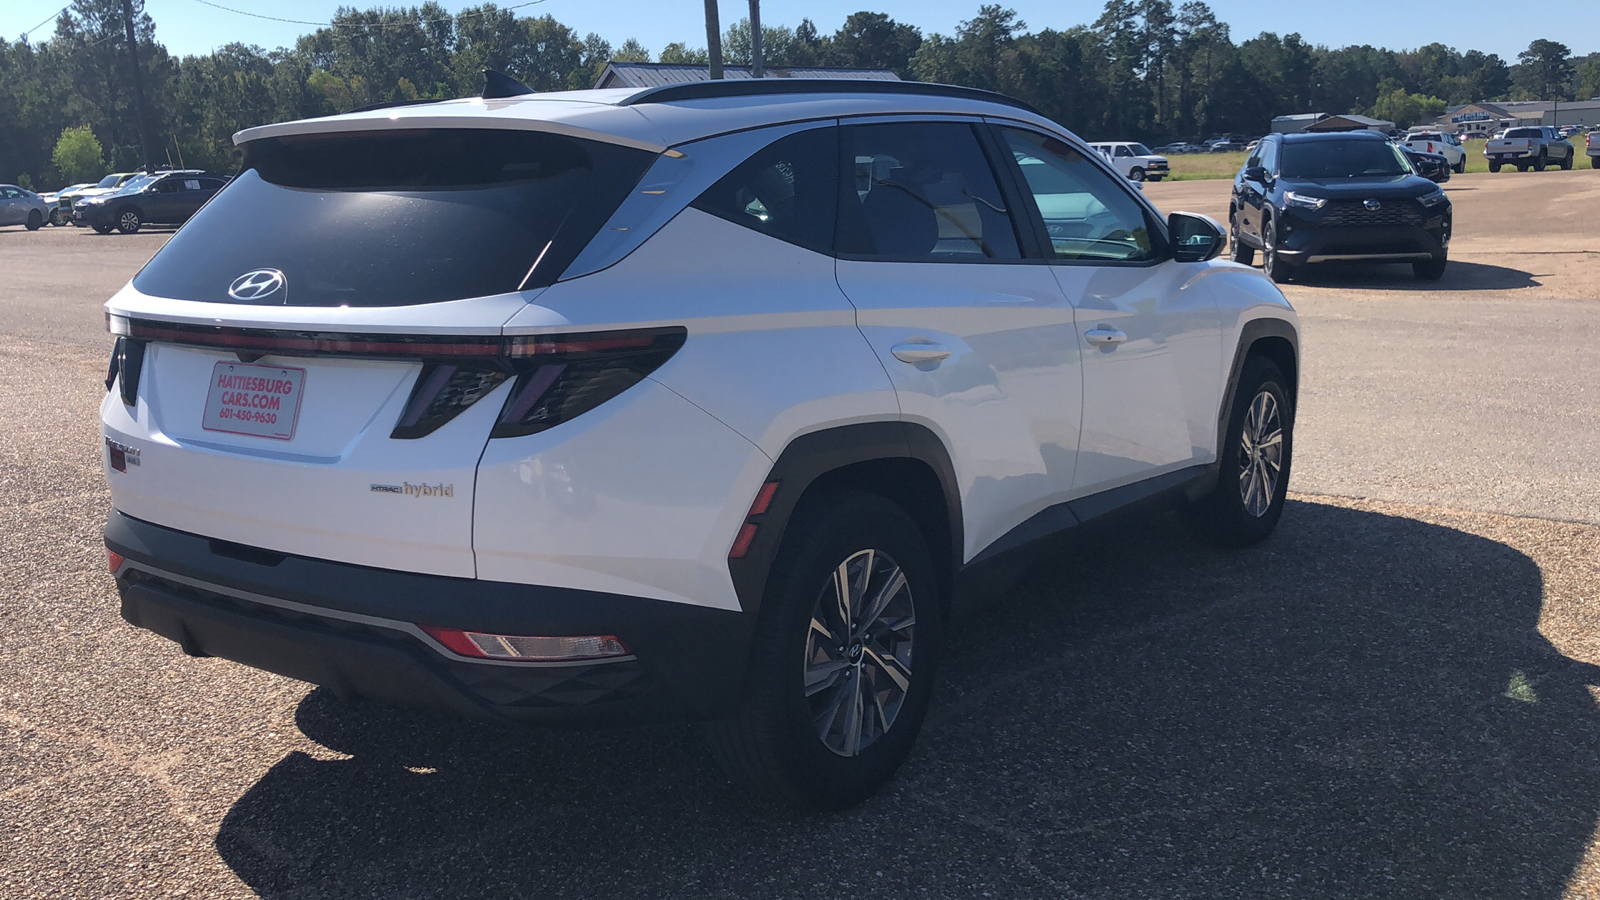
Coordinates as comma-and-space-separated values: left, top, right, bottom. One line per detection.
0, 168, 230, 233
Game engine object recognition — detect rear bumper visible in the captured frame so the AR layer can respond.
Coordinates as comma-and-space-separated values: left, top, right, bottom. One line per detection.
107, 510, 754, 726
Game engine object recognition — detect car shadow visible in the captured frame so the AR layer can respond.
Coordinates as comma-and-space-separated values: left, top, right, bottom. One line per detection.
1295, 259, 1541, 291
215, 500, 1600, 898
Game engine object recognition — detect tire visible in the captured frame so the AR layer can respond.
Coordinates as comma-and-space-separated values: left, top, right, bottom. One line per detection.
92, 223, 113, 235
1593, 155, 1600, 169
706, 491, 942, 810
25, 210, 42, 231
1413, 254, 1447, 281
1261, 215, 1296, 283
1228, 210, 1255, 266
1533, 151, 1546, 172
49, 209, 67, 226
1180, 357, 1293, 547
1489, 161, 1501, 173
1559, 152, 1572, 170
115, 207, 141, 234
1453, 156, 1466, 174
1128, 167, 1145, 182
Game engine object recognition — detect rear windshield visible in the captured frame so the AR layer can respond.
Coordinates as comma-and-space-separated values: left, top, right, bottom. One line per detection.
134, 129, 654, 307
1279, 139, 1409, 178
1504, 128, 1541, 139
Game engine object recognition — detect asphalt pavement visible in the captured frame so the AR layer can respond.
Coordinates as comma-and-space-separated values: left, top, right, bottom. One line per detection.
3, 177, 1600, 899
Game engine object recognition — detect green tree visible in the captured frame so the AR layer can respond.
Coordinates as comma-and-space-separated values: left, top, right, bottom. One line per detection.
827, 12, 922, 77
51, 124, 104, 182
658, 42, 708, 64
1371, 86, 1446, 128
1515, 38, 1572, 100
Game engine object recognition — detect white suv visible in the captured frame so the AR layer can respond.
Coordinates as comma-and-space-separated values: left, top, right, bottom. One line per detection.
101, 78, 1299, 810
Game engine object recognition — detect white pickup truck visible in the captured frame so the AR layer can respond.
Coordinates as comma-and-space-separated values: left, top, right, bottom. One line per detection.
1485, 126, 1576, 172
1403, 131, 1466, 173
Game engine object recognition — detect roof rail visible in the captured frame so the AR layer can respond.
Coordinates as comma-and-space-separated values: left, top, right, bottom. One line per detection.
617, 78, 1045, 117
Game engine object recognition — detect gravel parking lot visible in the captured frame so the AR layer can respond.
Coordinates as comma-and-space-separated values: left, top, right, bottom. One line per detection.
3, 171, 1600, 898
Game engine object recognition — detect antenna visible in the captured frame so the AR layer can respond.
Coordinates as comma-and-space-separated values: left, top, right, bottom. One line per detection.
482, 69, 535, 99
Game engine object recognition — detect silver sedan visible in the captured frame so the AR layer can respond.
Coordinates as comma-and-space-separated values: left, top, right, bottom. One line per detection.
0, 185, 52, 230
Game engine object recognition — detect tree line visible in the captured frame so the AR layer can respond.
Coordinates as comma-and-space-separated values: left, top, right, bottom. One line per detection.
3, 0, 1598, 188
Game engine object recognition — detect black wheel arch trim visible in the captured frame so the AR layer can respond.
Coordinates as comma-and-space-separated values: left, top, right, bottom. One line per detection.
1215, 317, 1300, 473
728, 422, 963, 618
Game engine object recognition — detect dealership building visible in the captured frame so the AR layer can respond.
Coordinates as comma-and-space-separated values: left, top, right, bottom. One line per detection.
1430, 100, 1600, 134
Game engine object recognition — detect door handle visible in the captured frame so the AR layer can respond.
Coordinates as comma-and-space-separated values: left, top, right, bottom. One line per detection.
891, 342, 952, 364
1085, 327, 1127, 346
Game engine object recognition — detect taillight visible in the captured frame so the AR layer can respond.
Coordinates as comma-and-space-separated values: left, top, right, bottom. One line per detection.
389, 327, 686, 440
489, 328, 687, 439
105, 337, 146, 406
391, 365, 511, 439
105, 315, 685, 440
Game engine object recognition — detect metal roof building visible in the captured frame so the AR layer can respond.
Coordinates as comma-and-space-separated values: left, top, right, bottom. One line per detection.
1304, 113, 1396, 133
595, 62, 900, 89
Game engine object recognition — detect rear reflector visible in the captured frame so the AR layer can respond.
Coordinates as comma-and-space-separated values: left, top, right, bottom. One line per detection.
728, 481, 780, 559
107, 550, 126, 573
419, 626, 630, 662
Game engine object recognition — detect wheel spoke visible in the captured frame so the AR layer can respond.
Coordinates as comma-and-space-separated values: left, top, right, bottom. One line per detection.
841, 670, 865, 757
809, 615, 839, 646
856, 566, 906, 635
804, 659, 850, 696
831, 561, 854, 631
864, 645, 912, 693
812, 675, 850, 736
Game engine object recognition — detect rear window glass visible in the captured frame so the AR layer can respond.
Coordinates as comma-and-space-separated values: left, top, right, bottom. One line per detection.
1504, 128, 1541, 139
134, 129, 654, 307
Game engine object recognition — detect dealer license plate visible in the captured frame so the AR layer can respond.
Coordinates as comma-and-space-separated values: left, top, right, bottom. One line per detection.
201, 362, 305, 441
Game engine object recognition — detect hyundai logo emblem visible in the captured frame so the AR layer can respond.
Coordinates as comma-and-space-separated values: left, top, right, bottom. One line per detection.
1363, 199, 1382, 211
228, 268, 286, 302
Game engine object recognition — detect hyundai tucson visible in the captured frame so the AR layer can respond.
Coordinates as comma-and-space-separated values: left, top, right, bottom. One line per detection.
102, 78, 1300, 810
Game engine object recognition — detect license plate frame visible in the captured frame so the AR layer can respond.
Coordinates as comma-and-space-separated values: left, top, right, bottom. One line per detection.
201, 362, 306, 441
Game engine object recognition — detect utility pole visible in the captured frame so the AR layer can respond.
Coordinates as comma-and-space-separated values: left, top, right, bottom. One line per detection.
748, 0, 763, 78
703, 0, 723, 79
119, 0, 155, 170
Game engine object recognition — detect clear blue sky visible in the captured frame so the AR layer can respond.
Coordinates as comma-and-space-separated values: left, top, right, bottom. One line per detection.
5, 0, 1596, 62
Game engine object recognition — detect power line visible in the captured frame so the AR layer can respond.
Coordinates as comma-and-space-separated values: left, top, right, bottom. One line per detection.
21, 6, 69, 38
187, 0, 548, 29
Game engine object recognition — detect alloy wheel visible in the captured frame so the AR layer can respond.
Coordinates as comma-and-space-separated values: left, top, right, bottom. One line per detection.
1236, 389, 1284, 518
804, 548, 916, 758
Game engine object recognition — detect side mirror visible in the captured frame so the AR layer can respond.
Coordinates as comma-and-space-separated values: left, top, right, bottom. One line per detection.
1169, 211, 1225, 263
1243, 165, 1271, 184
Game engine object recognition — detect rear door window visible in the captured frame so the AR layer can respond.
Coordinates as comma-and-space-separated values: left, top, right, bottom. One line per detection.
837, 121, 1022, 262
134, 129, 655, 307
690, 126, 838, 254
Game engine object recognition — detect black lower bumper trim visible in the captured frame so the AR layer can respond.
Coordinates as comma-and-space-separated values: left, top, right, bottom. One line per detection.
107, 511, 754, 725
